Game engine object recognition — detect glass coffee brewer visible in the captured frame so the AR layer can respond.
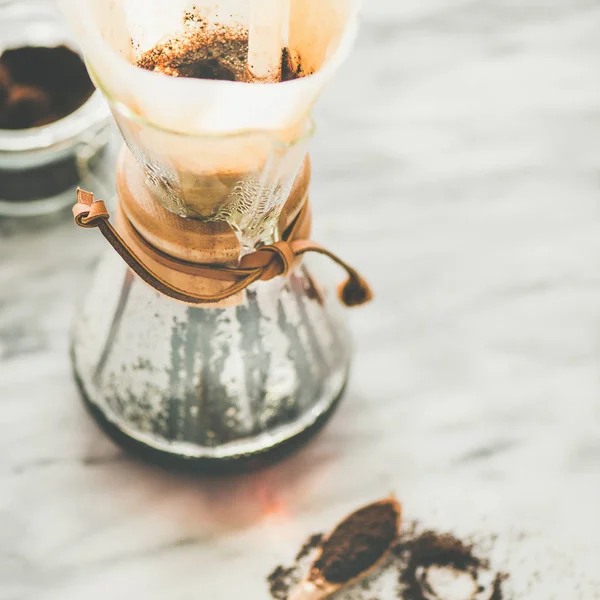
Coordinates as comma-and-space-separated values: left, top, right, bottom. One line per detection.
60, 0, 370, 470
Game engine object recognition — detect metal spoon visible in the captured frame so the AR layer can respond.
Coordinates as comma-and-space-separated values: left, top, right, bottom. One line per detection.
289, 496, 402, 600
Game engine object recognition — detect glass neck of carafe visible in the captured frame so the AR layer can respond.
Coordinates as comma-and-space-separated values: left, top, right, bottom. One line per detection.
110, 100, 313, 253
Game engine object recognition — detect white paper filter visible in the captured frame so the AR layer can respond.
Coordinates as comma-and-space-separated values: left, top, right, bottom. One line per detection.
58, 0, 359, 137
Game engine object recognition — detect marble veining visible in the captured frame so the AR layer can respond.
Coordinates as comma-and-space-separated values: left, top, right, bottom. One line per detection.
1, 0, 600, 598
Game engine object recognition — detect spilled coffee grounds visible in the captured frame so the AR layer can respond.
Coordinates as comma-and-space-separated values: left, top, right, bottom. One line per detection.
296, 534, 324, 562
313, 501, 399, 584
393, 529, 507, 600
0, 46, 94, 130
267, 523, 510, 600
268, 565, 297, 600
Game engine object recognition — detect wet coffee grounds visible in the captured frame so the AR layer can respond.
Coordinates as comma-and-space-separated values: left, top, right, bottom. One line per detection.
281, 47, 305, 82
313, 501, 400, 584
137, 22, 248, 82
137, 18, 307, 83
0, 46, 95, 130
266, 522, 510, 600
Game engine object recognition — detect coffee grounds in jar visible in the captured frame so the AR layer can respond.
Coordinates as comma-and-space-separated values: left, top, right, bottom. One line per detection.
0, 46, 95, 130
313, 501, 400, 584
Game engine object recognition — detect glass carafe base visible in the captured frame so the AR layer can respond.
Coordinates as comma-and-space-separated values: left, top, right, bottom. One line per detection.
72, 252, 352, 472
75, 372, 346, 473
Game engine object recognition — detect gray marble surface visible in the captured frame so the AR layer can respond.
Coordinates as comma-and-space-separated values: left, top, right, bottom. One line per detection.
1, 0, 600, 598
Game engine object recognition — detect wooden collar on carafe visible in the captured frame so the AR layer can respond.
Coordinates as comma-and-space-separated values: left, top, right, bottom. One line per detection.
73, 147, 373, 308
116, 147, 311, 267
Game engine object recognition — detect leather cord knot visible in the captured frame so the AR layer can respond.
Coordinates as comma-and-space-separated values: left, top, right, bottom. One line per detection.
73, 188, 373, 307
73, 189, 110, 228
240, 241, 296, 281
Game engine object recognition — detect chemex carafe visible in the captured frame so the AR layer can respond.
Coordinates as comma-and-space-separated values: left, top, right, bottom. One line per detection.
59, 0, 370, 471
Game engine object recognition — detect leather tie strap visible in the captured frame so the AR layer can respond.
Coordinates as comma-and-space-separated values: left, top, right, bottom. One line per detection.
73, 188, 373, 307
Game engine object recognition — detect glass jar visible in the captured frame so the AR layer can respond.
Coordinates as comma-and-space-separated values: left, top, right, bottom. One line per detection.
0, 0, 113, 217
